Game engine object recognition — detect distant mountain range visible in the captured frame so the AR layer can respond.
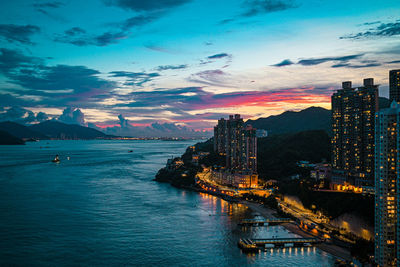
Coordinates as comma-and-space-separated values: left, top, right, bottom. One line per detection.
246, 97, 390, 136
0, 130, 25, 145
0, 120, 112, 143
246, 107, 331, 135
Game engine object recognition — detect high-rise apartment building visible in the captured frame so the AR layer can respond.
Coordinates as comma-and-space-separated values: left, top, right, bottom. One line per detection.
389, 69, 400, 103
374, 101, 400, 267
214, 114, 257, 173
331, 78, 379, 189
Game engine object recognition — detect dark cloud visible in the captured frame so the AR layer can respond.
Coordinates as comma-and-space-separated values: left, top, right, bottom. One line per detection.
58, 107, 85, 125
54, 29, 128, 47
36, 112, 49, 122
0, 48, 116, 107
0, 106, 48, 124
0, 24, 40, 45
156, 64, 188, 71
64, 27, 86, 36
272, 59, 294, 67
104, 0, 191, 12
297, 54, 363, 66
109, 71, 160, 86
340, 21, 400, 39
55, 13, 159, 47
118, 114, 129, 128
33, 1, 64, 9
33, 1, 66, 21
242, 0, 297, 17
387, 60, 400, 64
201, 53, 232, 65
331, 62, 381, 68
207, 53, 231, 59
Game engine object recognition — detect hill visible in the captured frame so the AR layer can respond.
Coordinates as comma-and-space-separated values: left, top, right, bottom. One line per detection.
0, 121, 48, 140
257, 130, 331, 180
0, 130, 25, 145
29, 120, 109, 140
246, 107, 331, 135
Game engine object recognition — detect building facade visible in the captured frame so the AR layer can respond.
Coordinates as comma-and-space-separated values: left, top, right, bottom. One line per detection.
374, 101, 400, 267
213, 114, 258, 188
331, 78, 379, 189
390, 69, 400, 103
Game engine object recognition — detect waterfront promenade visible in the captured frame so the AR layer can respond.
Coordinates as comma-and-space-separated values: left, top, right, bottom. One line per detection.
242, 201, 352, 261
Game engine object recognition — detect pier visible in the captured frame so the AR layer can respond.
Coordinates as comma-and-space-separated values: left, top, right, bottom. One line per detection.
252, 237, 322, 248
238, 218, 292, 226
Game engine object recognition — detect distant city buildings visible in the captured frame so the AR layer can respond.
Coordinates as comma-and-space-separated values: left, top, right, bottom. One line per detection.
213, 114, 258, 188
331, 78, 379, 191
374, 101, 400, 267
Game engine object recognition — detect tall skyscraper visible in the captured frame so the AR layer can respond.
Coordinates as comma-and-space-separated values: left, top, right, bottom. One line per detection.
389, 69, 400, 103
374, 101, 400, 267
214, 118, 227, 155
331, 78, 379, 189
214, 114, 257, 173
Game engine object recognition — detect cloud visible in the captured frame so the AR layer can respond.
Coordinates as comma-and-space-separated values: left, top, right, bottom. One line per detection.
340, 20, 400, 39
64, 27, 86, 36
0, 106, 49, 124
33, 1, 66, 21
58, 107, 85, 125
297, 54, 363, 66
188, 69, 232, 87
54, 29, 128, 46
36, 112, 49, 122
101, 113, 209, 138
109, 71, 160, 86
0, 24, 40, 45
0, 48, 117, 106
242, 0, 297, 17
118, 114, 129, 128
54, 12, 160, 47
201, 53, 232, 65
331, 62, 381, 68
156, 64, 188, 71
387, 60, 400, 64
272, 59, 294, 67
207, 53, 231, 59
104, 0, 191, 12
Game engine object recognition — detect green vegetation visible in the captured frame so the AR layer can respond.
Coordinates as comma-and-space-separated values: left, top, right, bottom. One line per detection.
257, 130, 331, 180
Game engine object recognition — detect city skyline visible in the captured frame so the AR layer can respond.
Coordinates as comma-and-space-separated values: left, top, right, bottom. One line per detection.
0, 0, 400, 135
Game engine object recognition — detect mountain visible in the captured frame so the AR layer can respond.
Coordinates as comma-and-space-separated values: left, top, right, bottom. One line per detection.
246, 107, 331, 135
29, 120, 110, 140
0, 130, 25, 145
379, 96, 390, 109
257, 130, 331, 180
0, 121, 48, 140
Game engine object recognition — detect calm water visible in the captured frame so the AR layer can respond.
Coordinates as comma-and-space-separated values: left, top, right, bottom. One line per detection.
0, 140, 336, 266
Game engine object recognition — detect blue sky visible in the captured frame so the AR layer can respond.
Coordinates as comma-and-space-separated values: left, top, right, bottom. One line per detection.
0, 0, 399, 135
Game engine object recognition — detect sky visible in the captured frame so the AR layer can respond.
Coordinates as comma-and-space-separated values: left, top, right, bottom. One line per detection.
0, 0, 399, 136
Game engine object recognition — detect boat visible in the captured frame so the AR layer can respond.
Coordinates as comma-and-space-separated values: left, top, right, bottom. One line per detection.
52, 155, 60, 163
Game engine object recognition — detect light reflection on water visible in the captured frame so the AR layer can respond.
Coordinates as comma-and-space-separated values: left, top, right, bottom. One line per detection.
0, 140, 336, 266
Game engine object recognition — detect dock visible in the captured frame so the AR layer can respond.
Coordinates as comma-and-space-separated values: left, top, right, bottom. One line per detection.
252, 237, 322, 248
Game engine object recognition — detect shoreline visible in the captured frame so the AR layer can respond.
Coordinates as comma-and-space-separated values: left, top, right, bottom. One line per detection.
167, 182, 354, 262
239, 200, 353, 262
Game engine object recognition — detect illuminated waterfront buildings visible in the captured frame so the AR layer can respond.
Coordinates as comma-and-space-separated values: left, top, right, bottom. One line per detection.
374, 101, 400, 267
213, 114, 258, 188
331, 78, 379, 190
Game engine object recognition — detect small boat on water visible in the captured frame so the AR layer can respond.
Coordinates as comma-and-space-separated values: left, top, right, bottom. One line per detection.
52, 155, 60, 163
128, 150, 133, 153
